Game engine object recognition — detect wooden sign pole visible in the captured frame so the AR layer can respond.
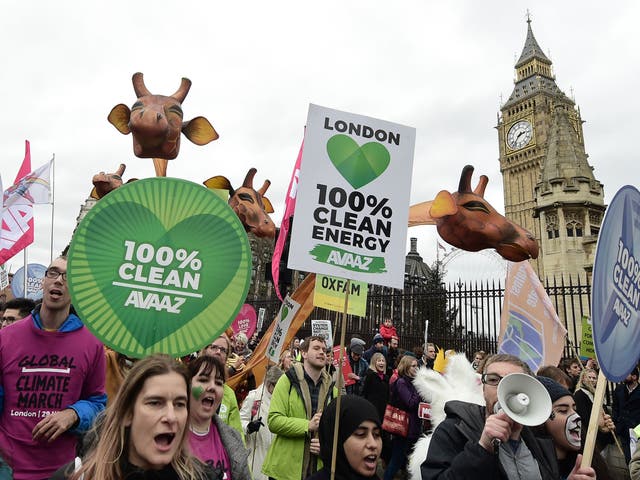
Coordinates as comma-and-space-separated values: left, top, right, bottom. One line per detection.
581, 369, 608, 467
330, 280, 351, 480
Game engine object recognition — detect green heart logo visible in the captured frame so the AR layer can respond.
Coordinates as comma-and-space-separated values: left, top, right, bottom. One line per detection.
68, 178, 252, 358
326, 134, 390, 189
280, 305, 289, 321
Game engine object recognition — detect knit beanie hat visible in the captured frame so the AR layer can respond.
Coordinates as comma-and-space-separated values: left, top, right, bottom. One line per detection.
537, 375, 572, 403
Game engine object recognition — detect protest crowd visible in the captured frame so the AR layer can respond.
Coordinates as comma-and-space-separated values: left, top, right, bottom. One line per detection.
0, 48, 638, 480
1, 269, 640, 480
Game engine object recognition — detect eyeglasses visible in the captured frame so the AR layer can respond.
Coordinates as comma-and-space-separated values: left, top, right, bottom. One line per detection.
2, 316, 16, 322
45, 269, 67, 281
481, 373, 504, 386
207, 345, 227, 354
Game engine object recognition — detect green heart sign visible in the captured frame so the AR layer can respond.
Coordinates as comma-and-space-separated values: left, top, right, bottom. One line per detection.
68, 178, 252, 358
326, 134, 390, 189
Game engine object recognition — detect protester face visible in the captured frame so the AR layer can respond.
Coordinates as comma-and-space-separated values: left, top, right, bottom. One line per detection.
405, 359, 419, 379
234, 339, 247, 354
390, 337, 398, 349
190, 362, 224, 424
426, 345, 436, 360
203, 337, 229, 361
302, 340, 326, 370
42, 257, 71, 311
125, 372, 188, 470
482, 361, 527, 415
343, 420, 382, 477
281, 351, 293, 370
625, 373, 638, 386
585, 370, 597, 388
325, 348, 333, 366
375, 356, 386, 373
546, 395, 581, 454
293, 338, 300, 349
567, 362, 581, 378
383, 319, 392, 327
1, 308, 22, 328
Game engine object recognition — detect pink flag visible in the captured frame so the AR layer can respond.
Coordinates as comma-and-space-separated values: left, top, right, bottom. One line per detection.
0, 141, 34, 265
272, 138, 304, 300
498, 261, 567, 372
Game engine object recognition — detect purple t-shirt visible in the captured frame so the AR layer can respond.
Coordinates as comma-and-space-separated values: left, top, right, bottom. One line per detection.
0, 317, 106, 480
189, 424, 232, 480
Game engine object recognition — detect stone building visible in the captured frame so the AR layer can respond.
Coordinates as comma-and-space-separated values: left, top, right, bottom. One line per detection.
497, 17, 606, 282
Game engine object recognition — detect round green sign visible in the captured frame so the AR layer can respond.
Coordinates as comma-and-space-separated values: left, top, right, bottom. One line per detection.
68, 177, 252, 358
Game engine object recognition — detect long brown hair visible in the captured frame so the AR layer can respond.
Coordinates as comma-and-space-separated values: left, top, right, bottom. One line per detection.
71, 354, 207, 480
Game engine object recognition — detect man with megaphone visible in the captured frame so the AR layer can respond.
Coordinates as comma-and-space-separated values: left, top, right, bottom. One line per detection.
420, 354, 594, 480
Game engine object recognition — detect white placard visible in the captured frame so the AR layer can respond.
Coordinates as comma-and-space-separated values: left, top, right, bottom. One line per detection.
311, 319, 333, 348
0, 268, 8, 290
257, 307, 266, 332
289, 104, 415, 289
266, 296, 301, 363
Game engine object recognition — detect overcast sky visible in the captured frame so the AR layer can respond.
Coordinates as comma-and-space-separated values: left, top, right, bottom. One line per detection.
1, 1, 638, 283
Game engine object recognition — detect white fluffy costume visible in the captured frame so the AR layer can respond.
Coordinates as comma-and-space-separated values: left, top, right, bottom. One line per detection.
407, 353, 484, 480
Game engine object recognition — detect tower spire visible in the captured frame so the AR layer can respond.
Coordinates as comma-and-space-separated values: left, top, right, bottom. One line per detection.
516, 14, 551, 68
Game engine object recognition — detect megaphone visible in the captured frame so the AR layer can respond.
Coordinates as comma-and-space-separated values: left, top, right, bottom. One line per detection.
494, 373, 552, 426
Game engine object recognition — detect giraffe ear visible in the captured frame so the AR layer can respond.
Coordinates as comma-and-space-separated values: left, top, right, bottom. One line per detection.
430, 191, 458, 218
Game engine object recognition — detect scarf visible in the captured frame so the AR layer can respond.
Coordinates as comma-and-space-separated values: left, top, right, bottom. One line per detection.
318, 395, 381, 480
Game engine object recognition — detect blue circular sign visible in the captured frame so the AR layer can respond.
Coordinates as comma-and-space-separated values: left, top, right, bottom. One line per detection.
592, 186, 640, 382
11, 263, 47, 300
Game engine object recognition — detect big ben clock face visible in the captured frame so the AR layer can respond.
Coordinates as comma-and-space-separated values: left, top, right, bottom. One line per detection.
507, 120, 533, 150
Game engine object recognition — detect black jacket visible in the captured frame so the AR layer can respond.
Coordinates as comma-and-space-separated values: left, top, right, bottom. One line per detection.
612, 382, 640, 461
361, 369, 389, 422
421, 400, 559, 480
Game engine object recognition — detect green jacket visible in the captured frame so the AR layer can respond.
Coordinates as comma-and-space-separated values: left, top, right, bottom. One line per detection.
262, 363, 335, 480
219, 384, 245, 442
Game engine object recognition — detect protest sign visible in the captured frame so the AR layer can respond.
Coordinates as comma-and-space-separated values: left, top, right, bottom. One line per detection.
289, 104, 415, 288
231, 304, 257, 338
498, 261, 567, 373
266, 295, 301, 363
580, 316, 595, 358
333, 345, 355, 387
68, 178, 252, 357
313, 274, 367, 317
591, 186, 640, 381
311, 319, 333, 348
257, 307, 266, 332
11, 263, 46, 300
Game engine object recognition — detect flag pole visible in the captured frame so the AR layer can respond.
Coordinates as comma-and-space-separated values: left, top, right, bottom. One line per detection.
23, 247, 28, 294
330, 279, 350, 480
49, 154, 55, 264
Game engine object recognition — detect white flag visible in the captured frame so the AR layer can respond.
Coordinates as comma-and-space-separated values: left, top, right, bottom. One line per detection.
3, 159, 52, 208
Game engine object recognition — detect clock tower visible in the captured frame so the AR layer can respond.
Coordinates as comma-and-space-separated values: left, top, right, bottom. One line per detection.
497, 17, 605, 281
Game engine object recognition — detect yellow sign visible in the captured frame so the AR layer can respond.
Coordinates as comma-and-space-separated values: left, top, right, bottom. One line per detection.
313, 274, 368, 317
581, 315, 595, 358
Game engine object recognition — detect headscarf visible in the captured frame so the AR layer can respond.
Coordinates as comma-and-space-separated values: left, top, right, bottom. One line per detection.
318, 395, 381, 480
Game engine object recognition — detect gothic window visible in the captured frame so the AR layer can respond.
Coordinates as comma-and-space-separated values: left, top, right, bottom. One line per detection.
546, 213, 559, 239
566, 220, 583, 237
565, 211, 584, 237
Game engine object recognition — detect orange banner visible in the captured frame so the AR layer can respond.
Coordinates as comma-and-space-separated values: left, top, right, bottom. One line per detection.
498, 261, 567, 372
228, 273, 316, 389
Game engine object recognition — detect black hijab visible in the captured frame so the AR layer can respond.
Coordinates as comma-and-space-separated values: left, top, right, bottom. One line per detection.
318, 395, 381, 480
